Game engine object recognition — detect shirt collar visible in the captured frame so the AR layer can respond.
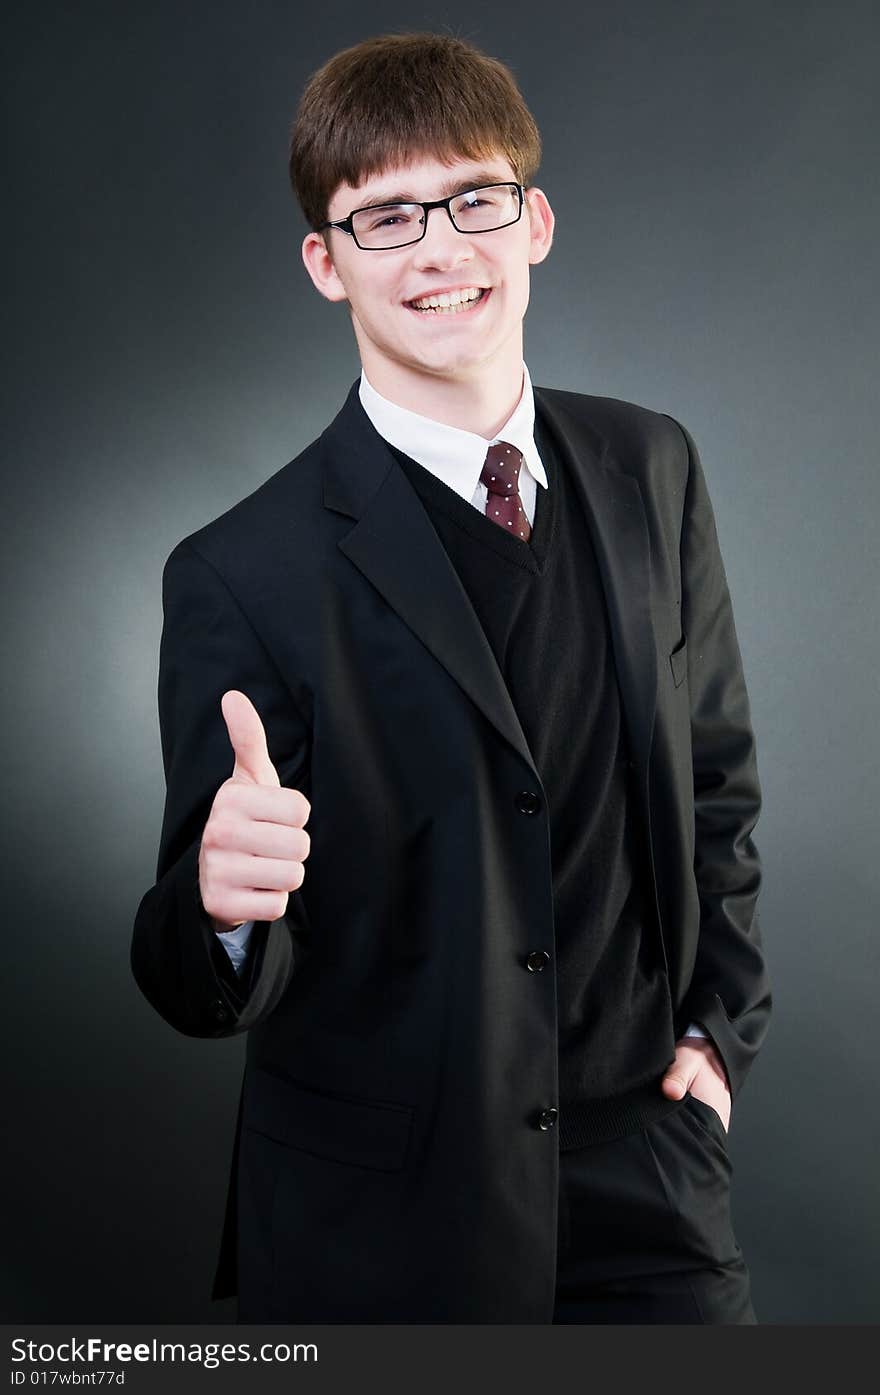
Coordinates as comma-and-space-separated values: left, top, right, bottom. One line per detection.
358, 363, 548, 505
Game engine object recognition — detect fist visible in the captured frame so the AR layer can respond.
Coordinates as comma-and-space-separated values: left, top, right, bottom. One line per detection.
198, 690, 311, 932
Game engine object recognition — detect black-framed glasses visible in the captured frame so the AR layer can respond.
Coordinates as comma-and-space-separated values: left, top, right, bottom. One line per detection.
318, 182, 525, 250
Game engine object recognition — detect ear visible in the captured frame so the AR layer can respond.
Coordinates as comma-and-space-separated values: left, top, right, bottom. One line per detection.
301, 230, 350, 303
524, 187, 555, 266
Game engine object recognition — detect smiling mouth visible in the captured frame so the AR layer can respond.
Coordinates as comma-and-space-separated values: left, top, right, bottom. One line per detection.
406, 288, 491, 314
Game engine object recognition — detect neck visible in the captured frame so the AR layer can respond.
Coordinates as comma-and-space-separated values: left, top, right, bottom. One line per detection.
358, 344, 525, 440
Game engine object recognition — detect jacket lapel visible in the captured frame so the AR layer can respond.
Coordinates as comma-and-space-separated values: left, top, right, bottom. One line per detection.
322, 382, 537, 773
321, 380, 657, 785
533, 387, 658, 783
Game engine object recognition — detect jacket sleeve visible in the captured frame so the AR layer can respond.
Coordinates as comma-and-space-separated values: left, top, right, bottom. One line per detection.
671, 418, 772, 1098
131, 538, 314, 1038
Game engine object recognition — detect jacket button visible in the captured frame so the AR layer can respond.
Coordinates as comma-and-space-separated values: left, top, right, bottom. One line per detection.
526, 951, 550, 972
537, 1108, 558, 1131
515, 790, 541, 815
210, 999, 230, 1024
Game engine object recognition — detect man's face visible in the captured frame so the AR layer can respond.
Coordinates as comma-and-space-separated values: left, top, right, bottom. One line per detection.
301, 151, 554, 394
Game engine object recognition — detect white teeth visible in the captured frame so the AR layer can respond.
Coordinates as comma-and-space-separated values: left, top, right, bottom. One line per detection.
410, 287, 486, 313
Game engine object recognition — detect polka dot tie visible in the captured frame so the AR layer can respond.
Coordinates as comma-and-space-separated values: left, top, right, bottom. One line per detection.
479, 440, 531, 541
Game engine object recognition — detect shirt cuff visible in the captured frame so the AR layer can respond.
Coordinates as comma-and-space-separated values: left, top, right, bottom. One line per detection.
214, 920, 255, 975
683, 1022, 709, 1039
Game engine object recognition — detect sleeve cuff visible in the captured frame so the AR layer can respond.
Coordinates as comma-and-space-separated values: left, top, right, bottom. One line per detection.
214, 920, 256, 975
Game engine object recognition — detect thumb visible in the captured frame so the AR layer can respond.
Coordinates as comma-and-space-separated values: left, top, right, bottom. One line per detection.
660, 1049, 696, 1101
221, 689, 280, 787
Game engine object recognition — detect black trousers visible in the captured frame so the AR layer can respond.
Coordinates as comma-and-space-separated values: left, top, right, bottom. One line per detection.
553, 1090, 756, 1324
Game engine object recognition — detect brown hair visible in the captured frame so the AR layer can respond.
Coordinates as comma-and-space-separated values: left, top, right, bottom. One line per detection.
289, 32, 542, 232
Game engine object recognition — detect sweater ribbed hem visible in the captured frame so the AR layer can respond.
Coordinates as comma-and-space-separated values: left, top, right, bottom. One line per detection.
558, 1078, 683, 1151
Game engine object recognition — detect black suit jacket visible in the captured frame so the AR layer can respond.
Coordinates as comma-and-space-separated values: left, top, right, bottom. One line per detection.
131, 380, 771, 1322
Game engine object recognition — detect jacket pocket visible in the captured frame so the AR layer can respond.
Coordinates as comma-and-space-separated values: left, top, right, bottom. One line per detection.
242, 1064, 415, 1173
669, 634, 688, 688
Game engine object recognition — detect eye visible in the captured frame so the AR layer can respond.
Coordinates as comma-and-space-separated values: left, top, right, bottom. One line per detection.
362, 207, 418, 232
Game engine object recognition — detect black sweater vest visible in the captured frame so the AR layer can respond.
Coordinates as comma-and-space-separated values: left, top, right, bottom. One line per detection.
388, 401, 678, 1148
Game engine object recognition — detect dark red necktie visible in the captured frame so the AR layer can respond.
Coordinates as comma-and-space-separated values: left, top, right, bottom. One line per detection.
479, 440, 531, 541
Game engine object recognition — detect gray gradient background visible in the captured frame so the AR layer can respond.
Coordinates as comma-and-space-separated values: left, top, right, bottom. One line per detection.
4, 0, 878, 1324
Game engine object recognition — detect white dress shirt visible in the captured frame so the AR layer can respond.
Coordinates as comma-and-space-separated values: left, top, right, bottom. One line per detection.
358, 361, 548, 524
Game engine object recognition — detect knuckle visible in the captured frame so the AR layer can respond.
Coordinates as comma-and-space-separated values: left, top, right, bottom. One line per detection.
200, 885, 223, 920
201, 819, 222, 851
209, 813, 237, 847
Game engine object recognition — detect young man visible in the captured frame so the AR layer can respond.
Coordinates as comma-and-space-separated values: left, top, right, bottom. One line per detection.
132, 33, 771, 1324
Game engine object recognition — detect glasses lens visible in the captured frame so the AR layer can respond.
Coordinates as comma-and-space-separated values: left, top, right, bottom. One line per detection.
450, 185, 521, 233
351, 185, 521, 248
352, 204, 424, 249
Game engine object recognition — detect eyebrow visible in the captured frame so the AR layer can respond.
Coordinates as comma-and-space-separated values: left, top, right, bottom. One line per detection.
354, 171, 513, 208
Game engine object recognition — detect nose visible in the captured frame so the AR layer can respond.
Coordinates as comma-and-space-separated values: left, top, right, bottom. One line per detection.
411, 205, 475, 271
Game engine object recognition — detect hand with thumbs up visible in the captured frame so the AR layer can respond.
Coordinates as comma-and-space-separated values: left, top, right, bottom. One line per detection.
198, 690, 311, 933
